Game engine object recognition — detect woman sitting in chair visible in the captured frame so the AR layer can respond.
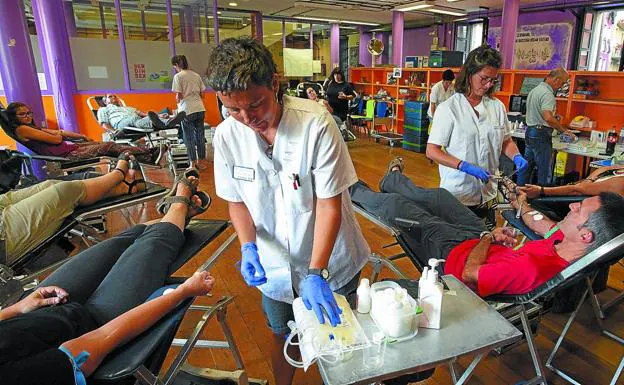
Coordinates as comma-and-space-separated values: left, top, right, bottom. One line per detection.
0, 176, 214, 385
6, 102, 160, 165
520, 165, 624, 198
0, 153, 153, 265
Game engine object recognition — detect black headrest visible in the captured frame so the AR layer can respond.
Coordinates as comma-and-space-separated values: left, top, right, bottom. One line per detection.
95, 96, 107, 108
0, 104, 19, 142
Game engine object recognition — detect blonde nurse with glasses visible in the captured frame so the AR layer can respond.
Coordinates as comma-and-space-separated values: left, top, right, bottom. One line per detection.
426, 45, 528, 230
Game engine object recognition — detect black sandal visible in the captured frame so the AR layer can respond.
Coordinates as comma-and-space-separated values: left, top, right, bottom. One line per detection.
156, 191, 211, 223
112, 152, 131, 179
157, 168, 200, 214
121, 157, 148, 194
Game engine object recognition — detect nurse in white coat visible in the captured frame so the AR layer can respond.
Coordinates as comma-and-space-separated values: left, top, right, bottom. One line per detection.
207, 37, 369, 385
426, 45, 528, 229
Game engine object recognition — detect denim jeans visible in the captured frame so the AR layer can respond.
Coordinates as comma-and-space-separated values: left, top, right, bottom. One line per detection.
517, 126, 553, 185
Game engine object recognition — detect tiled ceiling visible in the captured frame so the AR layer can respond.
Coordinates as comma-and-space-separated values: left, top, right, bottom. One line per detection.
64, 0, 571, 27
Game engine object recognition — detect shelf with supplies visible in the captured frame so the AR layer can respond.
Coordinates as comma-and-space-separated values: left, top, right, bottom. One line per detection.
349, 67, 624, 136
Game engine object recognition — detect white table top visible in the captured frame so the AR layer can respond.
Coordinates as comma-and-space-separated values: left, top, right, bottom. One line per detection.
511, 131, 616, 160
318, 276, 522, 385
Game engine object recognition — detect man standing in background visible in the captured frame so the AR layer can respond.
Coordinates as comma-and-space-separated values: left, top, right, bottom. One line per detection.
517, 67, 576, 186
427, 69, 455, 120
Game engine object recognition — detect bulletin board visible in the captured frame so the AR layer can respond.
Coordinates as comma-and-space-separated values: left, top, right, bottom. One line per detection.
283, 48, 313, 77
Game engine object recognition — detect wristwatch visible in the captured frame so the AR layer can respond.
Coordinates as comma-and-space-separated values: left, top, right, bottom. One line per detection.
308, 268, 330, 280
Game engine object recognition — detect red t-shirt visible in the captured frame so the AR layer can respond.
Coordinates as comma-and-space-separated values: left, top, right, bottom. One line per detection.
444, 230, 569, 297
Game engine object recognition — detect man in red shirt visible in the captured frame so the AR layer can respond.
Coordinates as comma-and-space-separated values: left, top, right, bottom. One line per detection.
350, 158, 624, 297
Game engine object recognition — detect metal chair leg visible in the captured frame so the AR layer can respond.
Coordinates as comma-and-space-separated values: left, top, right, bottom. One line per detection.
520, 303, 548, 385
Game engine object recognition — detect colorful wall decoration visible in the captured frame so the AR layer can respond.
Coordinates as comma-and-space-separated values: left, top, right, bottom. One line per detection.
488, 23, 573, 70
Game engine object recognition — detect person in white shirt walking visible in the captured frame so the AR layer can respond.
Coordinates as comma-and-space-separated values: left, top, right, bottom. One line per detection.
207, 37, 369, 385
171, 55, 207, 169
427, 45, 528, 230
428, 69, 455, 119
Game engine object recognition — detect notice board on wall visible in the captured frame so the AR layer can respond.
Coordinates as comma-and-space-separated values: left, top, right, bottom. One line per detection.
283, 48, 313, 77
487, 23, 573, 70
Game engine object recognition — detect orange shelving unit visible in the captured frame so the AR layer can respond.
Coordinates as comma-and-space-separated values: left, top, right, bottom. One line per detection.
350, 67, 624, 135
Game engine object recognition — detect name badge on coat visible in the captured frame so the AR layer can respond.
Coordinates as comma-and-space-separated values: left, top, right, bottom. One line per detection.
233, 166, 255, 182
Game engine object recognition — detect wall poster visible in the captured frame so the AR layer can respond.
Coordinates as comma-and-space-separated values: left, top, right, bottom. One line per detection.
487, 23, 573, 70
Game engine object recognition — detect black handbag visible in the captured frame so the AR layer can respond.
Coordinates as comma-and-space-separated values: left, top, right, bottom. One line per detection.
0, 149, 24, 194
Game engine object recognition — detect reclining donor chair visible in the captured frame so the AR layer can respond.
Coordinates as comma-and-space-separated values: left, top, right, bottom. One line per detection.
499, 201, 624, 385
352, 189, 624, 385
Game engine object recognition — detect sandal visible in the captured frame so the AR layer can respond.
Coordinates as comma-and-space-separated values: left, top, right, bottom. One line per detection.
155, 190, 211, 224
385, 157, 405, 175
111, 152, 131, 179
121, 157, 148, 194
158, 169, 200, 214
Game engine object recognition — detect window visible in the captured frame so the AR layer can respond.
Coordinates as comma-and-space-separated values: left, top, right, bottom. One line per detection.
69, 2, 125, 89
455, 22, 484, 61
584, 9, 624, 71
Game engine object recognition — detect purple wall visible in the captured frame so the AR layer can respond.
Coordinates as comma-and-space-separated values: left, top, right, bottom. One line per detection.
489, 9, 577, 69
399, 9, 577, 68
403, 25, 445, 58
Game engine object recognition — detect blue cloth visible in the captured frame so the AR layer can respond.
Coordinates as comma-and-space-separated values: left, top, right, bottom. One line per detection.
518, 126, 553, 185
58, 346, 89, 385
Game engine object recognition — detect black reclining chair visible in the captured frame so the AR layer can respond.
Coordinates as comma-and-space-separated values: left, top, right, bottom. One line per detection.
86, 96, 175, 149
92, 221, 267, 385
0, 178, 168, 307
0, 102, 105, 178
500, 208, 624, 385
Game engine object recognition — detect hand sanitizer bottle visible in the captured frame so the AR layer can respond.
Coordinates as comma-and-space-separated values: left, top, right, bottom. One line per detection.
356, 278, 372, 314
418, 258, 444, 329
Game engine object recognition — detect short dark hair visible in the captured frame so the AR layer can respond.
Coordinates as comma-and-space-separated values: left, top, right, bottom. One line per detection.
454, 45, 502, 97
171, 55, 189, 70
330, 67, 344, 78
442, 69, 455, 81
583, 192, 624, 254
206, 36, 277, 92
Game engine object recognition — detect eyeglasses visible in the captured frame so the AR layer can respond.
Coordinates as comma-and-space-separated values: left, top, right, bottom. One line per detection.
16, 111, 34, 117
476, 73, 499, 86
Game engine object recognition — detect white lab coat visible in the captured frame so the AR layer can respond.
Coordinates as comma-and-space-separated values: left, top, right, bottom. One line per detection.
213, 95, 370, 303
428, 93, 511, 206
427, 80, 455, 118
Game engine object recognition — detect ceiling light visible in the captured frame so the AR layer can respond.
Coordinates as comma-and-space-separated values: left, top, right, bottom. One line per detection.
427, 8, 467, 16
229, 2, 238, 6
217, 11, 222, 14
594, 0, 610, 3
395, 1, 434, 12
446, 0, 462, 2
272, 32, 283, 35
293, 16, 378, 26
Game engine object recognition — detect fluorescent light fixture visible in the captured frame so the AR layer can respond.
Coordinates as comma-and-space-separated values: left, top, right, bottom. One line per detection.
272, 32, 283, 35
228, 2, 238, 6
395, 1, 434, 12
427, 8, 467, 16
293, 16, 378, 26
446, 0, 462, 2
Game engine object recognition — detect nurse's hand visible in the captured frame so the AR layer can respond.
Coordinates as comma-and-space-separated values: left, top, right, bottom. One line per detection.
513, 154, 529, 173
240, 242, 267, 287
301, 275, 342, 327
458, 161, 491, 183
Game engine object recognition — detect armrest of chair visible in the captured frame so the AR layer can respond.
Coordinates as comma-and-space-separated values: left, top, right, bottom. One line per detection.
92, 286, 193, 381
531, 196, 588, 205
501, 210, 542, 241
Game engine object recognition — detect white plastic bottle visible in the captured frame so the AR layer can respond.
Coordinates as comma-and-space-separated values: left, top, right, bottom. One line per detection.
356, 278, 372, 314
418, 258, 444, 329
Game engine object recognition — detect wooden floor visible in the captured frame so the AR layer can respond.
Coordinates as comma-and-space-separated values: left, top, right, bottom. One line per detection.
100, 137, 624, 385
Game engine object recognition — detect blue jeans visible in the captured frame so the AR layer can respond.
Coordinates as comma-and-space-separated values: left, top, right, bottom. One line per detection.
181, 111, 206, 162
517, 126, 553, 186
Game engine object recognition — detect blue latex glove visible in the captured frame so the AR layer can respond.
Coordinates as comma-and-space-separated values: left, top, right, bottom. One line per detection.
458, 161, 491, 183
300, 275, 342, 327
513, 154, 529, 173
240, 242, 267, 287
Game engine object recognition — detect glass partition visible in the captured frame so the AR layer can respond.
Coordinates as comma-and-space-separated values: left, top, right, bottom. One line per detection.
69, 2, 124, 90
